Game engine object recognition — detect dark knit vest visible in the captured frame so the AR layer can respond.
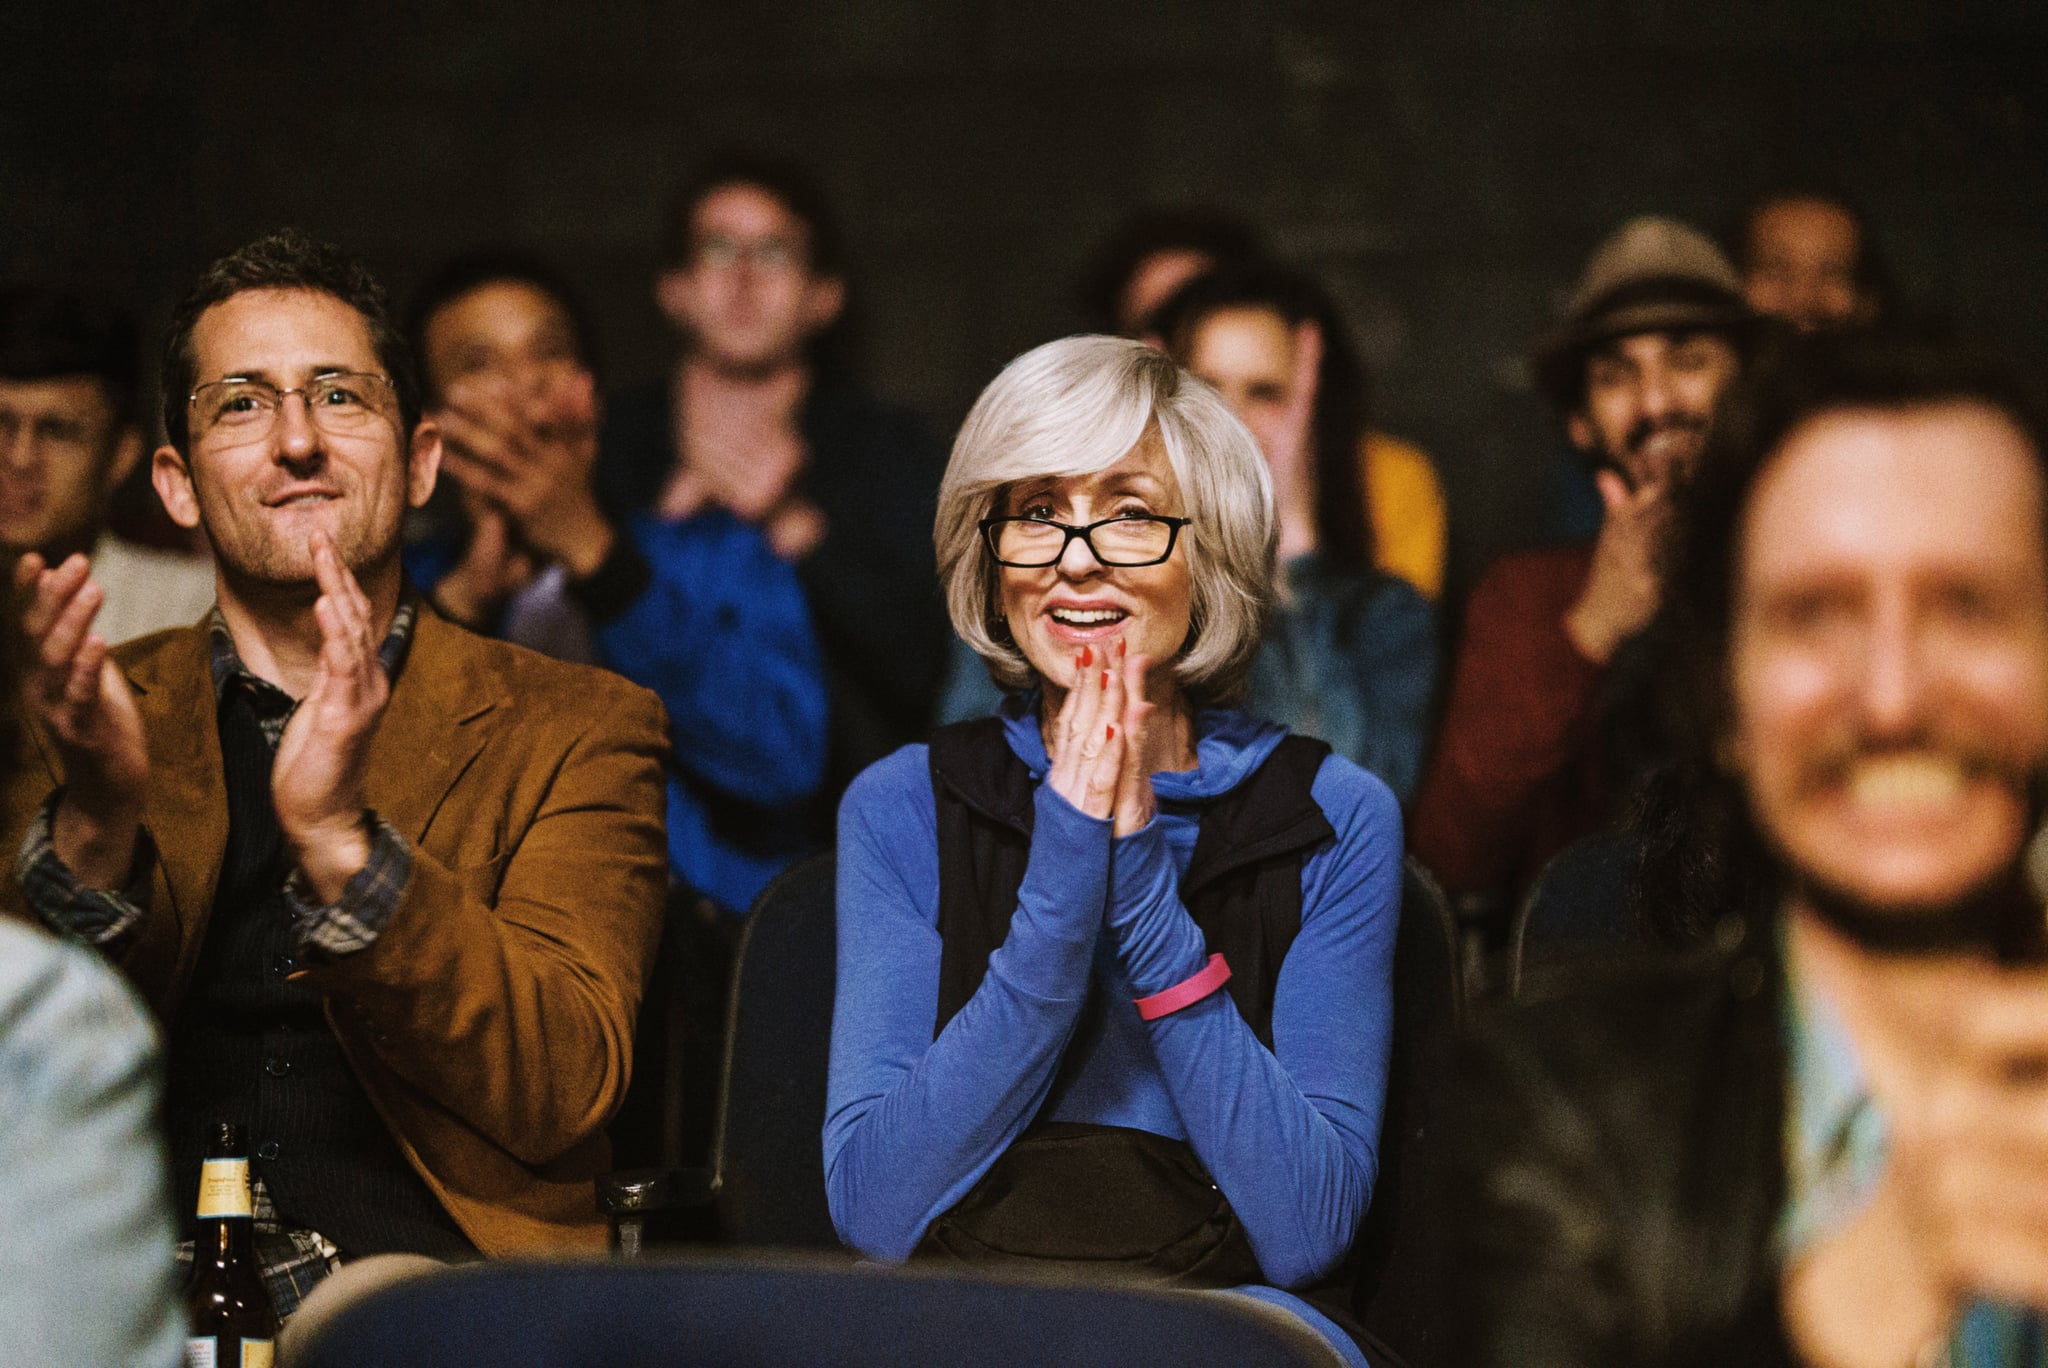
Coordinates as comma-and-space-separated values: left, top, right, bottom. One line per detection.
164, 688, 471, 1259
916, 718, 1367, 1347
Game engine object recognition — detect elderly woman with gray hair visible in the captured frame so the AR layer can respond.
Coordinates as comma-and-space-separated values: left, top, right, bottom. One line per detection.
824, 336, 1399, 1365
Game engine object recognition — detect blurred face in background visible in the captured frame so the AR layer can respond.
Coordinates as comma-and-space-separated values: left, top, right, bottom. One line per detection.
1744, 197, 1874, 334
656, 182, 845, 374
0, 375, 139, 557
420, 280, 586, 407
1728, 402, 2048, 921
1568, 329, 1742, 489
1182, 305, 1298, 465
419, 279, 597, 517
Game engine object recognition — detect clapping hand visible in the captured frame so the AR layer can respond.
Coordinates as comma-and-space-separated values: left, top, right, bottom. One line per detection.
435, 370, 615, 579
1044, 639, 1162, 838
14, 551, 148, 889
1785, 930, 2048, 1364
271, 533, 390, 903
1265, 320, 1324, 563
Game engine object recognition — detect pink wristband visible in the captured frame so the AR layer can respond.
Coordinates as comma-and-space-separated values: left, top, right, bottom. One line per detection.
1133, 952, 1232, 1021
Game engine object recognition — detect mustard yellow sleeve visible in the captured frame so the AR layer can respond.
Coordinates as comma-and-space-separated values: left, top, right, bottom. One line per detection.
1360, 432, 1448, 600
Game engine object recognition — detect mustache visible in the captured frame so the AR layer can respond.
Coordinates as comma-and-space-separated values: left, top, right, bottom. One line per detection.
1622, 413, 1709, 459
1793, 726, 2032, 797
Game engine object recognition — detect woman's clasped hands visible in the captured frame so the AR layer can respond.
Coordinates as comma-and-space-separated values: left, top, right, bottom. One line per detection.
1044, 639, 1165, 838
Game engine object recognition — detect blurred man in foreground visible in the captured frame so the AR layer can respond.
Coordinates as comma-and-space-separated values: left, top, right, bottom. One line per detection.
0, 608, 184, 1366
1447, 333, 2048, 1367
6, 229, 668, 1313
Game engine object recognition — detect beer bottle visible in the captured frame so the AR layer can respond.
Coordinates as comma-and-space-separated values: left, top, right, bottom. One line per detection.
185, 1122, 278, 1368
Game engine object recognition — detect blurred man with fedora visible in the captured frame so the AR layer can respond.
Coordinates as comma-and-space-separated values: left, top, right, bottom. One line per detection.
1410, 216, 1758, 905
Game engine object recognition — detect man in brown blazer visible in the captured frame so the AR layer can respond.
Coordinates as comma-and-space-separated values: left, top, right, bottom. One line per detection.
7, 230, 668, 1313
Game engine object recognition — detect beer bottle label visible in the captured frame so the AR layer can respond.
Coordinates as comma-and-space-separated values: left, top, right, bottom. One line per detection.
196, 1157, 254, 1219
183, 1337, 271, 1367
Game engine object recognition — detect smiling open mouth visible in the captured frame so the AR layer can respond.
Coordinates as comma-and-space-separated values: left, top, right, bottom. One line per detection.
1844, 753, 1967, 811
1049, 607, 1127, 626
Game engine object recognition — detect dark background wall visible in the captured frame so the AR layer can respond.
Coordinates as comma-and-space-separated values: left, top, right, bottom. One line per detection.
6, 0, 2045, 591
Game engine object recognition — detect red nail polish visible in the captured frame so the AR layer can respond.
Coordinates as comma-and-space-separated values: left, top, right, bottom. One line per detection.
1079, 645, 1092, 667
1101, 670, 1110, 689
1106, 724, 1116, 740
1117, 638, 1127, 658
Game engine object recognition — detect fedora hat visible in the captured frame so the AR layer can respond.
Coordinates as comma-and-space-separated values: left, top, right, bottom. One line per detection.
1532, 216, 1753, 412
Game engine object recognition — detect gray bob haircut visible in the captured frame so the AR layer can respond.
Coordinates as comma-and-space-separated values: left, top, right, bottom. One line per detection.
936, 334, 1277, 703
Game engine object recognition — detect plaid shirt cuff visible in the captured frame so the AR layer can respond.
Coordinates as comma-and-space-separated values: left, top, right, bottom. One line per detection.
283, 813, 413, 959
14, 793, 152, 947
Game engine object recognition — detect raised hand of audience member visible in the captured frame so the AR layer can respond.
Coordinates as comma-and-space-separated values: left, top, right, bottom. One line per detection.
1785, 927, 2048, 1366
1111, 645, 1165, 838
1265, 320, 1323, 564
1044, 643, 1127, 823
427, 504, 538, 631
14, 551, 147, 889
663, 371, 827, 559
271, 534, 392, 904
1042, 640, 1166, 838
435, 369, 615, 578
1563, 466, 1670, 664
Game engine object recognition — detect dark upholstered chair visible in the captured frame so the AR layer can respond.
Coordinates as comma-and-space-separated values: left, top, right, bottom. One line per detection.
598, 852, 842, 1254
1507, 830, 1641, 999
293, 1254, 1354, 1368
1346, 857, 1462, 1367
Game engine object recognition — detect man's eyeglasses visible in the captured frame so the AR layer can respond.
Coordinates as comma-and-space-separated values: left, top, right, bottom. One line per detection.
188, 372, 396, 441
979, 514, 1192, 568
692, 234, 805, 273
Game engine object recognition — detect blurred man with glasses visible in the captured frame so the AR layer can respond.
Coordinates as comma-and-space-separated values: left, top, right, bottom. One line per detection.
0, 285, 213, 644
4, 230, 670, 1319
602, 151, 950, 802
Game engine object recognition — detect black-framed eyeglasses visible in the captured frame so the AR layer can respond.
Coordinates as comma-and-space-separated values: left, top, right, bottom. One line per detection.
978, 514, 1192, 568
187, 372, 397, 441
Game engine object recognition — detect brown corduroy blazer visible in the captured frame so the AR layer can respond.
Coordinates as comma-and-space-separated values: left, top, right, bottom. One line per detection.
3, 607, 671, 1255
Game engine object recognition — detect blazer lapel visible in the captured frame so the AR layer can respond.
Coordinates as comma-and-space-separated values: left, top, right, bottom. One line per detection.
364, 612, 501, 844
125, 627, 228, 943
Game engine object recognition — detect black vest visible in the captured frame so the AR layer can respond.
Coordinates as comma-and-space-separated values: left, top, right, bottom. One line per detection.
164, 687, 471, 1259
917, 718, 1365, 1344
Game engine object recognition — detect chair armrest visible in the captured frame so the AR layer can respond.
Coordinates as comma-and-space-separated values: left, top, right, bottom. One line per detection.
596, 1167, 718, 1257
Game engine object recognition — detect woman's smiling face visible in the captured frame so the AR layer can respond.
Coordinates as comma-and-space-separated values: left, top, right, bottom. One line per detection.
996, 430, 1194, 698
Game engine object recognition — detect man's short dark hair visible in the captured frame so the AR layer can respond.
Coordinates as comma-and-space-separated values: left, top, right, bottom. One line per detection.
1151, 261, 1376, 573
1079, 207, 1263, 334
404, 252, 602, 403
0, 286, 140, 427
1629, 331, 2048, 943
159, 228, 420, 453
660, 151, 843, 277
